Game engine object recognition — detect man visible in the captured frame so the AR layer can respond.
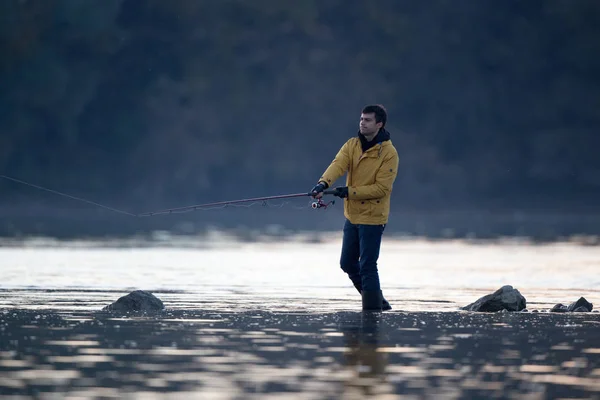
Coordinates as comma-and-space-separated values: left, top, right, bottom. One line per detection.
312, 104, 399, 311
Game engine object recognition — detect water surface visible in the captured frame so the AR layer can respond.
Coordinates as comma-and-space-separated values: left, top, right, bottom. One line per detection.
1, 236, 599, 399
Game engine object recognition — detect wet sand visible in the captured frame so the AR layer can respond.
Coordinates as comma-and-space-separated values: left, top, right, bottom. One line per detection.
1, 305, 600, 399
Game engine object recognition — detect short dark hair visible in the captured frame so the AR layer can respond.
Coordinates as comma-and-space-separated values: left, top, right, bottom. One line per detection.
362, 104, 387, 127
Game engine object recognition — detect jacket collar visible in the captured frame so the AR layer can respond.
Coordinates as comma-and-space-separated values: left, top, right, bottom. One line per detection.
358, 128, 391, 152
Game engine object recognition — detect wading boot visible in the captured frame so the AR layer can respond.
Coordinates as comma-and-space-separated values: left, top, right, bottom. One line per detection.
362, 290, 383, 312
353, 281, 392, 311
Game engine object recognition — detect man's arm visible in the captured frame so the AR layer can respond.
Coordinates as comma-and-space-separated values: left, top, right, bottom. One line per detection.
317, 140, 352, 188
347, 151, 399, 200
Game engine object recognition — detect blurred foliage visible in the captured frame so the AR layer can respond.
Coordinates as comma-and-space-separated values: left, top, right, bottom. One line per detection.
1, 0, 599, 210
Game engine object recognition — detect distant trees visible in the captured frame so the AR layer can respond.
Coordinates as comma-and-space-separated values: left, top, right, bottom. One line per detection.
1, 0, 599, 211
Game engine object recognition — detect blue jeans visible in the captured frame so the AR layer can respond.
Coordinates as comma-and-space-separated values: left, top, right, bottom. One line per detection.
340, 219, 386, 292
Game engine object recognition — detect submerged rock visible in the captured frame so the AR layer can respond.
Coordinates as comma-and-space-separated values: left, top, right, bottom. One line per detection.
461, 285, 526, 312
102, 290, 164, 313
550, 297, 593, 313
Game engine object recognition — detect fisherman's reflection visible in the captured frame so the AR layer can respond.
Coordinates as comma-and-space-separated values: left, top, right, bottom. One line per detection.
340, 311, 388, 396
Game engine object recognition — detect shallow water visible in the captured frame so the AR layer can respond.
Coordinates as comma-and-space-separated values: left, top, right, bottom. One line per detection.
1, 236, 599, 399
1, 236, 599, 312
1, 309, 600, 399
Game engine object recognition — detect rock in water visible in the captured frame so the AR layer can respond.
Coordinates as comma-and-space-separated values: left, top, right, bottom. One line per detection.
461, 285, 526, 312
568, 297, 593, 312
550, 303, 568, 313
550, 297, 593, 313
102, 290, 164, 313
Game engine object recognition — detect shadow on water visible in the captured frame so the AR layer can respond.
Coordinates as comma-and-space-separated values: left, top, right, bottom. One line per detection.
1, 309, 600, 399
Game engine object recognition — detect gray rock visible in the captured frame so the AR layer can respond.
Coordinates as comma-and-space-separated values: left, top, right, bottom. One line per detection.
102, 290, 164, 313
567, 297, 593, 312
550, 303, 568, 313
461, 285, 526, 312
572, 306, 589, 312
550, 297, 593, 313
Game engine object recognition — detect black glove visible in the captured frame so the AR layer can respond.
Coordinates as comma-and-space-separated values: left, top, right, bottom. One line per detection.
311, 182, 327, 197
332, 186, 349, 198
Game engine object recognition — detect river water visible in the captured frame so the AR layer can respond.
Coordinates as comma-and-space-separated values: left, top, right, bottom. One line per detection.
1, 234, 599, 399
1, 234, 599, 312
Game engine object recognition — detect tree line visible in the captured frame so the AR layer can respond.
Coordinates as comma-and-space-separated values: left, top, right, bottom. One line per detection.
1, 0, 599, 213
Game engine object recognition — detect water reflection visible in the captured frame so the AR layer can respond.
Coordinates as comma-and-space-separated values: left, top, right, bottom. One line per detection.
1, 308, 600, 398
339, 312, 387, 398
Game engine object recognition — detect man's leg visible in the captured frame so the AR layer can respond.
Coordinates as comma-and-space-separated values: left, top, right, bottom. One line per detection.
358, 224, 385, 311
340, 219, 361, 290
341, 220, 391, 311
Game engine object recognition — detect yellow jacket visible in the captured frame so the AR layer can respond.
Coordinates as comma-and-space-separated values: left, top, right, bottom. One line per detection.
319, 133, 399, 225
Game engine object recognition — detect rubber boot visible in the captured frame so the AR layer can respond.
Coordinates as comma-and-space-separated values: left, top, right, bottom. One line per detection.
362, 290, 383, 312
381, 293, 392, 311
353, 281, 392, 311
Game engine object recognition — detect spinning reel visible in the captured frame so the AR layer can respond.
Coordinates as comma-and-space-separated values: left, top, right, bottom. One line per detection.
311, 198, 335, 209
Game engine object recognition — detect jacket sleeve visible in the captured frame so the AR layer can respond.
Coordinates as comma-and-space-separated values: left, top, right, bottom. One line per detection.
318, 139, 352, 188
348, 149, 399, 200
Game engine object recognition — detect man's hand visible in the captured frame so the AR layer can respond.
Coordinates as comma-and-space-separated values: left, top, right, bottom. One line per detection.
332, 187, 349, 198
311, 182, 327, 198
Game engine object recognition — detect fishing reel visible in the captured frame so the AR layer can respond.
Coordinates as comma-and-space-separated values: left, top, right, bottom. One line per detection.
311, 198, 335, 209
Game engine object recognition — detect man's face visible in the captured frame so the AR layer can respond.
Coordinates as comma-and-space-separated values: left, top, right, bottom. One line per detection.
359, 113, 382, 136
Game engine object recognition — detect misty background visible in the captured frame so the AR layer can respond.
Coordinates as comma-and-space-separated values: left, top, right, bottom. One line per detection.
1, 0, 599, 240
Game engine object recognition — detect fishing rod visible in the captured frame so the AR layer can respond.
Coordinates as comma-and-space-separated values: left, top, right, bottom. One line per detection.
137, 191, 337, 216
0, 174, 337, 217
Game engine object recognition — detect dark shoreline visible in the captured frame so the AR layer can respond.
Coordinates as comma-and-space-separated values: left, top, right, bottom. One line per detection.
1, 207, 600, 244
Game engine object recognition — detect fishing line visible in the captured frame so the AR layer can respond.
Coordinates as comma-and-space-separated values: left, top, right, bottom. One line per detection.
1, 174, 137, 217
0, 175, 334, 217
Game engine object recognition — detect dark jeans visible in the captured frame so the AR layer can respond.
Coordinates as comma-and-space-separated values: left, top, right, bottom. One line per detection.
340, 219, 386, 292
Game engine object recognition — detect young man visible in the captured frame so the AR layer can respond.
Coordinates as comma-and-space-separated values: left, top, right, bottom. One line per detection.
312, 105, 399, 311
